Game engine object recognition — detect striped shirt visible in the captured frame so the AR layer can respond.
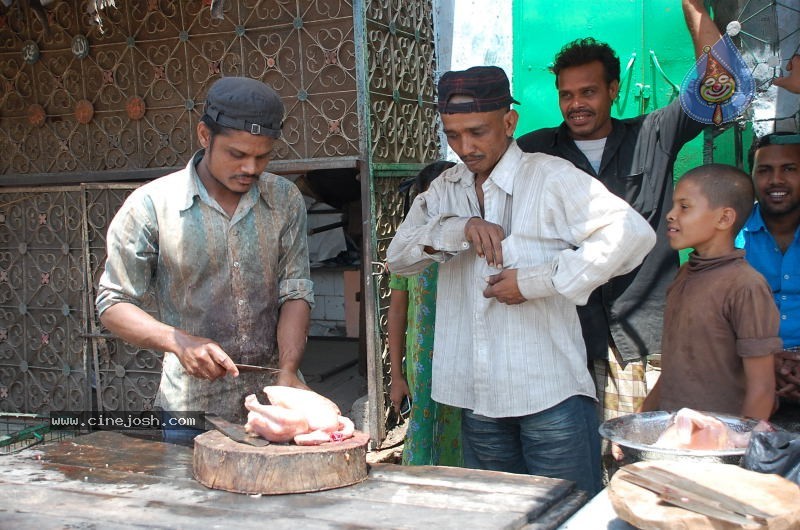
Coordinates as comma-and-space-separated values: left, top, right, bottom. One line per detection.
387, 142, 655, 417
96, 151, 314, 421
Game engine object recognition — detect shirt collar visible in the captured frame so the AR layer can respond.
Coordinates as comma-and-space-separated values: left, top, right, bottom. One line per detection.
443, 141, 522, 196
175, 150, 204, 212
488, 141, 522, 195
743, 203, 768, 233
178, 149, 261, 214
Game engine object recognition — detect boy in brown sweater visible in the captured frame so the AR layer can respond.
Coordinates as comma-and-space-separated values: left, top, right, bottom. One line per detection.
641, 164, 782, 420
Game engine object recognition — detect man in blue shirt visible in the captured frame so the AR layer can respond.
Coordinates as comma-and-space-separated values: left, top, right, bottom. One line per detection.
741, 132, 800, 404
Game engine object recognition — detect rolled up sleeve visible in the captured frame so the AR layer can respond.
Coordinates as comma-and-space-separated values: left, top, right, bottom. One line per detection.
95, 194, 158, 316
518, 167, 656, 306
277, 186, 315, 308
387, 189, 472, 276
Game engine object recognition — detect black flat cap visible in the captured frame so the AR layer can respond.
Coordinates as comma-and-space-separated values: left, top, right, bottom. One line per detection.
437, 66, 520, 114
204, 77, 284, 138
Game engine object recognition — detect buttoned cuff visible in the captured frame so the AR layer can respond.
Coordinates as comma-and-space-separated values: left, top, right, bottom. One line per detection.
430, 216, 472, 253
516, 263, 558, 300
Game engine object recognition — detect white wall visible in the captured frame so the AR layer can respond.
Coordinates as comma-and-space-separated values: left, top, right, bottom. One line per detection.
434, 0, 513, 160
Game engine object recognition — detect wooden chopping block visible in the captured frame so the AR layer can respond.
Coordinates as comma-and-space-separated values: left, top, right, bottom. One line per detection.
193, 429, 370, 494
608, 461, 800, 530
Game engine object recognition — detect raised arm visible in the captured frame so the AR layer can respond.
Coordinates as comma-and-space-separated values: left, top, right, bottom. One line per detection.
682, 0, 723, 59
773, 55, 800, 94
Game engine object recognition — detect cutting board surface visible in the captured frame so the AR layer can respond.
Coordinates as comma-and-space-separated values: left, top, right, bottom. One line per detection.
193, 429, 369, 494
608, 461, 800, 529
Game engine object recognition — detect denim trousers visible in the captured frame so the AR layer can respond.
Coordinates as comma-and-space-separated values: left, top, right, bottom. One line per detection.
160, 410, 205, 446
461, 395, 602, 495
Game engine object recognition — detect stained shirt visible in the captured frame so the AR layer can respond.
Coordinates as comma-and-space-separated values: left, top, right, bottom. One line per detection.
517, 99, 704, 361
387, 142, 656, 417
659, 251, 781, 415
96, 151, 314, 421
741, 204, 800, 349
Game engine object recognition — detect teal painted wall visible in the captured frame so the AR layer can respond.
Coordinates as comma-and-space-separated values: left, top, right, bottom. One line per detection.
511, 0, 704, 183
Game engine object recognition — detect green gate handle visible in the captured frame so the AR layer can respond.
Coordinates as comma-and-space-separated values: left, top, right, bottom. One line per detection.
650, 50, 681, 99
615, 52, 637, 114
620, 52, 637, 84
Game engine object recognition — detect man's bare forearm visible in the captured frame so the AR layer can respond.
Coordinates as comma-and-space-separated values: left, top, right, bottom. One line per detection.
276, 298, 311, 373
100, 302, 182, 353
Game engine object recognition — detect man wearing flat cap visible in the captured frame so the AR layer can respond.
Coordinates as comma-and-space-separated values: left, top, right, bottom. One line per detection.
96, 77, 314, 443
388, 66, 655, 494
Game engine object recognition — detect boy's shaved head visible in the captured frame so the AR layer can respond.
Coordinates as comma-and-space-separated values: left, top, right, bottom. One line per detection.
680, 164, 754, 233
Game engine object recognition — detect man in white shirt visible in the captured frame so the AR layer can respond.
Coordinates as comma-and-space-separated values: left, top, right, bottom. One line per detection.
387, 66, 655, 494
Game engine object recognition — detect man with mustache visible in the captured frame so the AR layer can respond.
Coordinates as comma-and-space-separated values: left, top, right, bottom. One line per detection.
388, 66, 655, 494
516, 0, 721, 460
740, 133, 800, 410
96, 77, 314, 443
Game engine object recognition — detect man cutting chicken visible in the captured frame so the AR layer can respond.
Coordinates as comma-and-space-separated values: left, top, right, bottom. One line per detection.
95, 77, 314, 443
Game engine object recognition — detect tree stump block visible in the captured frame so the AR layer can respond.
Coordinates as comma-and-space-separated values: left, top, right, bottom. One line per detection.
193, 430, 370, 494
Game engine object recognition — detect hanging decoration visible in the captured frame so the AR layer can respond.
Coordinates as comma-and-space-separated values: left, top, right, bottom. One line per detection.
680, 22, 755, 125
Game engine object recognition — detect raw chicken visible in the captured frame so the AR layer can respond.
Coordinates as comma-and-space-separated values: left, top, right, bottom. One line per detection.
244, 386, 356, 445
243, 394, 309, 443
653, 408, 772, 450
263, 386, 340, 431
295, 416, 355, 446
654, 408, 735, 450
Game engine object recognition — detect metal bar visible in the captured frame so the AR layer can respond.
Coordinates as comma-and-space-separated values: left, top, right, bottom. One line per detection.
80, 184, 97, 413
79, 333, 116, 339
308, 221, 346, 236
0, 157, 362, 187
353, 0, 384, 449
649, 50, 681, 98
372, 163, 430, 176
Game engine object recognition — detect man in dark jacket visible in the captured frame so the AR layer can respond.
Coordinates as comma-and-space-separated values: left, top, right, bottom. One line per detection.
516, 0, 720, 437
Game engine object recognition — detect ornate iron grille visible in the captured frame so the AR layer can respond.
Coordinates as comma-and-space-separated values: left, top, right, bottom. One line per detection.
361, 0, 441, 444
84, 184, 161, 413
0, 0, 441, 444
365, 0, 440, 164
0, 187, 91, 413
372, 175, 405, 430
0, 0, 364, 180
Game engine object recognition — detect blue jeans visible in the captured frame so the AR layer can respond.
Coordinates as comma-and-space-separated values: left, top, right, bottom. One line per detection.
461, 395, 601, 495
160, 410, 205, 446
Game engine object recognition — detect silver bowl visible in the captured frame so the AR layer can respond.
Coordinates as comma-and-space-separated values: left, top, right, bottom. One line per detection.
599, 411, 759, 465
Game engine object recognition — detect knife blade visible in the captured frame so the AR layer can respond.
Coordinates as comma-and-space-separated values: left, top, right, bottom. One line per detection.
633, 466, 773, 520
205, 413, 270, 447
619, 467, 770, 526
234, 363, 282, 374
